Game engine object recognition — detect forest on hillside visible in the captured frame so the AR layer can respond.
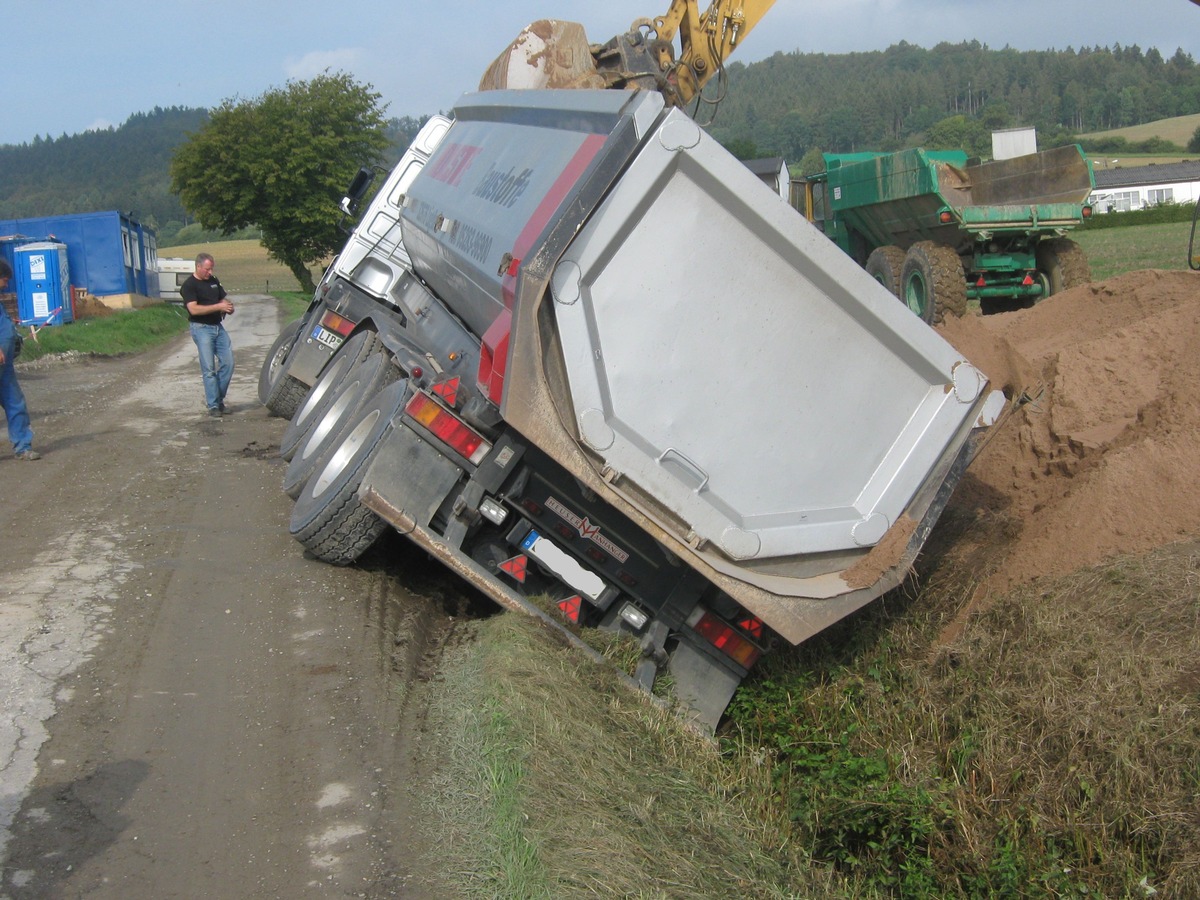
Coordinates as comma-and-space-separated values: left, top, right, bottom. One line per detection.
1, 42, 1197, 240
707, 41, 1200, 164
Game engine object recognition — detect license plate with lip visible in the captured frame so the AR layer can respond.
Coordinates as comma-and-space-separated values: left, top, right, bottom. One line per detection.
311, 325, 343, 350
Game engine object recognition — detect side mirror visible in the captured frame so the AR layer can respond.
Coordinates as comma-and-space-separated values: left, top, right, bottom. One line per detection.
339, 167, 376, 216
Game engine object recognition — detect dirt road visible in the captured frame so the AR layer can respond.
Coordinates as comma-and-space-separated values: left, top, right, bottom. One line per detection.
0, 298, 457, 898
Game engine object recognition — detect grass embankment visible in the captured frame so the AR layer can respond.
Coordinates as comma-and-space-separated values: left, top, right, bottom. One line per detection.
424, 541, 1200, 898
16, 304, 190, 362
16, 293, 312, 364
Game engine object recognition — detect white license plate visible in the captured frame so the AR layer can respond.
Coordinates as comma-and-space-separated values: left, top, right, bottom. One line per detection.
312, 326, 343, 350
520, 531, 606, 601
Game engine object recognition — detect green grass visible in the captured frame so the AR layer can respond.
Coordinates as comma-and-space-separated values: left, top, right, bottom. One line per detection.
275, 291, 313, 321
421, 614, 806, 899
16, 304, 190, 362
15, 292, 313, 363
1074, 220, 1196, 279
419, 540, 1200, 898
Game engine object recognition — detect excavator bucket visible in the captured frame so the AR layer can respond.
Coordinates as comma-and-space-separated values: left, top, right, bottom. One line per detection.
479, 20, 607, 91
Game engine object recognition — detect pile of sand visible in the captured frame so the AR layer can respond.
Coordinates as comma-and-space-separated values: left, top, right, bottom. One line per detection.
936, 269, 1200, 593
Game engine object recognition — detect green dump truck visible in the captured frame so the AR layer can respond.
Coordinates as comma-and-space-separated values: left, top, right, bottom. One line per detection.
803, 145, 1095, 321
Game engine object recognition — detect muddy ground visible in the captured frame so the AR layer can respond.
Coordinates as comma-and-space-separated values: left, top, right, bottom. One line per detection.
0, 298, 464, 898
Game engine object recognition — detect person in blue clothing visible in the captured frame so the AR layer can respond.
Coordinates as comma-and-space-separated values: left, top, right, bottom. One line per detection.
180, 252, 235, 417
0, 260, 40, 460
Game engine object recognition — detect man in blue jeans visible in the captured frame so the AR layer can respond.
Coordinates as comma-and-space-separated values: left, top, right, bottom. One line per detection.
0, 260, 40, 460
180, 252, 235, 417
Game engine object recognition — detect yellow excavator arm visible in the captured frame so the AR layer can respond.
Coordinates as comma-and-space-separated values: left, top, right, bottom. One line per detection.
633, 0, 775, 104
480, 2, 776, 109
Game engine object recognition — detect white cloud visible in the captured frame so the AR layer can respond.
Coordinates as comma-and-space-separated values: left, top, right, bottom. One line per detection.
84, 118, 114, 134
283, 48, 366, 80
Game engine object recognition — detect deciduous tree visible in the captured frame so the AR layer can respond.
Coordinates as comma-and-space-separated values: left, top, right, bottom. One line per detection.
171, 72, 388, 292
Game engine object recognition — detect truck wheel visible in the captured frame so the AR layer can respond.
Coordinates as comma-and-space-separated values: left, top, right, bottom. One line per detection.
282, 353, 399, 499
865, 246, 906, 298
258, 317, 305, 410
279, 330, 381, 461
289, 380, 411, 565
901, 242, 968, 325
1036, 238, 1091, 296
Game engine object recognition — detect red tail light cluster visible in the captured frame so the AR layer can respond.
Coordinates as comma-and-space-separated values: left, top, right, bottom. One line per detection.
405, 391, 491, 465
689, 609, 762, 669
319, 310, 356, 336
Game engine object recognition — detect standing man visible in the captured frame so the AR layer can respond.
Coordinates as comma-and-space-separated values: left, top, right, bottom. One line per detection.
0, 260, 40, 459
181, 252, 235, 417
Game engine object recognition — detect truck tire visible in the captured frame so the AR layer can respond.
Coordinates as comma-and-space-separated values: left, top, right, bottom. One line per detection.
865, 246, 906, 298
279, 330, 381, 461
289, 380, 411, 565
1036, 238, 1091, 296
282, 353, 400, 499
258, 317, 306, 410
901, 242, 968, 325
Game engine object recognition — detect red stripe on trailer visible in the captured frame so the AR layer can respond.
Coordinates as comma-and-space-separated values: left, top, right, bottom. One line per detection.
484, 133, 608, 406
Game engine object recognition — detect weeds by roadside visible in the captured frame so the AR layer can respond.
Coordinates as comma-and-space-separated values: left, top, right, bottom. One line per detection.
418, 535, 1200, 898
722, 539, 1200, 898
16, 305, 189, 362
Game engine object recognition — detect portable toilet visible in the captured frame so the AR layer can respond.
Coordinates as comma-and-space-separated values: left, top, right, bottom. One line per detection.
14, 241, 74, 325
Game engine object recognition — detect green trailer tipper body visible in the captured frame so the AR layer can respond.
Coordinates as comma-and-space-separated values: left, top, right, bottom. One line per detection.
806, 145, 1096, 320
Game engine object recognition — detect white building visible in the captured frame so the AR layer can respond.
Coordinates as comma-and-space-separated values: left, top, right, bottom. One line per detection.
1091, 160, 1200, 213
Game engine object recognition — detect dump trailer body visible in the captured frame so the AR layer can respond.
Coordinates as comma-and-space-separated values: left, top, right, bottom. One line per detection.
821, 145, 1095, 257
367, 90, 1002, 710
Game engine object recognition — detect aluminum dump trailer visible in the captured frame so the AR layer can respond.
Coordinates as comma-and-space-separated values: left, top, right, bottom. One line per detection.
274, 89, 1005, 728
806, 146, 1096, 320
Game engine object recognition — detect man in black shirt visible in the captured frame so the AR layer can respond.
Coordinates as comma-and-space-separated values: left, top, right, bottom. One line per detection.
180, 252, 235, 417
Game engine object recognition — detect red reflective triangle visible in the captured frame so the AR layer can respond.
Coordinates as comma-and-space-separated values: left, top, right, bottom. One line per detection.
738, 617, 764, 639
432, 377, 460, 407
558, 595, 582, 623
499, 555, 528, 583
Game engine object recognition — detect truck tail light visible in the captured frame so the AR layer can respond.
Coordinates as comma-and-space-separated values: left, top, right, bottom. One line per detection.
405, 391, 491, 465
320, 310, 356, 336
688, 609, 762, 669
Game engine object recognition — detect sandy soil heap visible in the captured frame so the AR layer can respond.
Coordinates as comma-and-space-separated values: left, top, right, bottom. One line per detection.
936, 269, 1200, 591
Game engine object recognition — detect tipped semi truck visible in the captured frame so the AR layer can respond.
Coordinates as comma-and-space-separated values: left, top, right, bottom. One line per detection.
259, 9, 1006, 728
803, 146, 1096, 322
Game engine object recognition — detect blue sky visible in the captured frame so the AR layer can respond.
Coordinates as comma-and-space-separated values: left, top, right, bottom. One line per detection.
3, 0, 1198, 146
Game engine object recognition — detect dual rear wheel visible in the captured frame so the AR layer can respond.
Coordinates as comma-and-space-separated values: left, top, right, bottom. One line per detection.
869, 242, 967, 325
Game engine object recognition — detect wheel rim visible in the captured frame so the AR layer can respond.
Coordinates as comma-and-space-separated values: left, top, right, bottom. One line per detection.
904, 272, 929, 318
297, 355, 349, 424
301, 376, 363, 461
310, 409, 382, 498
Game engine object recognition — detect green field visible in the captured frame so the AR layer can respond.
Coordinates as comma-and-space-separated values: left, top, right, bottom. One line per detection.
1074, 219, 1198, 279
1078, 111, 1200, 148
164, 239, 326, 293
